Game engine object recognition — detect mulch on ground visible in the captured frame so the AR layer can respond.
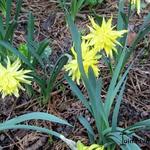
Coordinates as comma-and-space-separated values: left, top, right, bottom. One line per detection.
0, 0, 150, 149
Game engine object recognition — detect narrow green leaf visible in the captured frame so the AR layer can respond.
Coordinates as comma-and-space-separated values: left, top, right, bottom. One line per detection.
78, 115, 95, 143
104, 127, 143, 144
37, 39, 50, 56
88, 67, 96, 89
30, 73, 46, 89
94, 78, 109, 143
0, 124, 64, 139
64, 74, 92, 113
6, 0, 12, 26
115, 0, 129, 62
108, 133, 141, 150
70, 0, 77, 19
4, 22, 17, 42
141, 12, 150, 30
0, 41, 34, 69
123, 13, 150, 67
112, 78, 127, 131
14, 0, 22, 21
95, 78, 107, 123
117, 0, 125, 30
45, 54, 69, 103
0, 0, 6, 16
27, 12, 34, 42
104, 49, 127, 117
77, 0, 85, 10
27, 43, 45, 69
106, 63, 132, 118
2, 112, 71, 126
125, 119, 150, 132
102, 52, 113, 74
32, 39, 50, 66
0, 16, 4, 37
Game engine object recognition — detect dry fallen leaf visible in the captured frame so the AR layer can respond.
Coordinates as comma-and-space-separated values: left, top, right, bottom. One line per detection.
127, 31, 137, 46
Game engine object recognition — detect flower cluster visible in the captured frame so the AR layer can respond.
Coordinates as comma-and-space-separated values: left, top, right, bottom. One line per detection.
65, 16, 127, 84
0, 57, 32, 98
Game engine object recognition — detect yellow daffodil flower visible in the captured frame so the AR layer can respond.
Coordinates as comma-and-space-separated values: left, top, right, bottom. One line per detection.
77, 141, 104, 150
0, 57, 32, 98
83, 16, 127, 58
64, 40, 100, 84
130, 0, 141, 14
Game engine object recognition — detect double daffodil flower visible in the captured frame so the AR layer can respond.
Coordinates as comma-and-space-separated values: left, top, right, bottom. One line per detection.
0, 57, 32, 98
65, 16, 127, 84
64, 40, 100, 84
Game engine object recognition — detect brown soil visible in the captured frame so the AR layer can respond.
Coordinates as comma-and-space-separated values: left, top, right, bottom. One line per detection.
0, 0, 150, 150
